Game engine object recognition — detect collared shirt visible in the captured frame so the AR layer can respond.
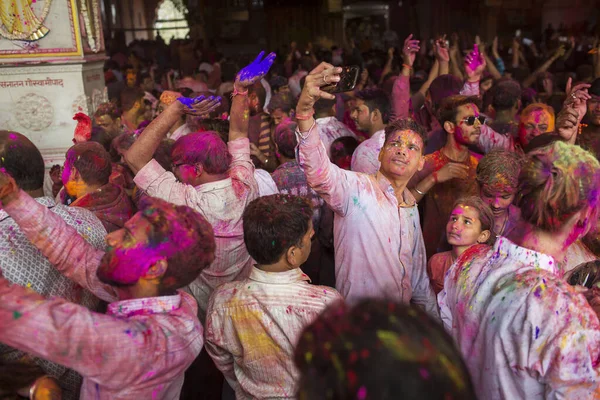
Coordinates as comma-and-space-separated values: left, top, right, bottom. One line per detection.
296, 123, 439, 318
439, 237, 600, 399
134, 138, 258, 321
272, 160, 324, 232
254, 168, 279, 196
314, 116, 357, 159
169, 123, 192, 141
0, 196, 106, 399
205, 267, 343, 399
350, 129, 385, 174
1, 191, 204, 399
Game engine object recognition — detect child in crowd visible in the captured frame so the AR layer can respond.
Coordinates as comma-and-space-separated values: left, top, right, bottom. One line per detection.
428, 196, 494, 294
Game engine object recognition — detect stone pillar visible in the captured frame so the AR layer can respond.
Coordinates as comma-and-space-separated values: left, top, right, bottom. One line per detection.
0, 0, 107, 167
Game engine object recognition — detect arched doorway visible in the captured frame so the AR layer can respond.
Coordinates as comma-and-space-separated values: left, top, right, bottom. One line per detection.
154, 0, 190, 43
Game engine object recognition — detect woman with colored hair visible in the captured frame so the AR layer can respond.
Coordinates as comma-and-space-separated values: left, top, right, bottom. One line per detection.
440, 141, 600, 399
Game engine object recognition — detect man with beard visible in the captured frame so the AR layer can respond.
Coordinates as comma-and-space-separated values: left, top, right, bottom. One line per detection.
294, 62, 438, 318
349, 88, 391, 174
0, 102, 219, 399
408, 95, 482, 258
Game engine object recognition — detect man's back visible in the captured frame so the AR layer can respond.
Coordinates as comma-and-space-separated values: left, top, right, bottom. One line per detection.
205, 268, 342, 399
0, 196, 106, 399
440, 238, 600, 399
133, 138, 259, 320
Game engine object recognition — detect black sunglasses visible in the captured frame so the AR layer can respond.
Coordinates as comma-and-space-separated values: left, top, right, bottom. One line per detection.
460, 116, 487, 126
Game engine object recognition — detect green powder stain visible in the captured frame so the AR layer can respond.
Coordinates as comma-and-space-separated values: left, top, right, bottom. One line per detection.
13, 311, 22, 320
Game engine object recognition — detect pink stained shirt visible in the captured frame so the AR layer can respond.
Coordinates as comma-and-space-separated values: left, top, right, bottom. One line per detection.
350, 129, 385, 174
439, 237, 600, 399
134, 138, 259, 321
0, 191, 204, 399
314, 116, 357, 159
295, 122, 439, 318
205, 267, 343, 399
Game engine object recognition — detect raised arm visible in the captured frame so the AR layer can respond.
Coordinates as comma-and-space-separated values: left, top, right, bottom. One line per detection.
0, 175, 117, 302
0, 276, 201, 388
295, 62, 357, 215
462, 44, 487, 95
230, 51, 276, 142
125, 95, 221, 174
391, 35, 420, 121
522, 45, 565, 88
556, 79, 591, 145
378, 47, 395, 86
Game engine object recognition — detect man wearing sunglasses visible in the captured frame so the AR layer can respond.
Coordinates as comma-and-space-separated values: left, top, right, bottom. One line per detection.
408, 95, 483, 258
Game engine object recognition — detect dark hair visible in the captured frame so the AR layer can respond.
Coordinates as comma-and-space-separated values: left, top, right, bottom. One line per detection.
429, 74, 463, 109
0, 131, 45, 191
452, 196, 496, 245
438, 95, 481, 127
66, 142, 112, 186
330, 136, 359, 170
314, 97, 336, 116
383, 118, 427, 150
171, 132, 231, 174
138, 196, 216, 292
269, 92, 294, 113
94, 102, 122, 120
249, 81, 267, 108
518, 141, 600, 232
274, 121, 298, 159
243, 194, 313, 265
355, 88, 391, 124
90, 126, 115, 152
491, 80, 521, 112
589, 77, 600, 97
120, 87, 144, 111
295, 300, 477, 400
0, 360, 47, 394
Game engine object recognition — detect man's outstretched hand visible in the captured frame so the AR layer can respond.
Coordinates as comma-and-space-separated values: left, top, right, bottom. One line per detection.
235, 51, 277, 88
177, 95, 222, 117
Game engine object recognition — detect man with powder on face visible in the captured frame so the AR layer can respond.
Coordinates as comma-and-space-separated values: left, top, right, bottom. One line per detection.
408, 95, 482, 258
0, 100, 220, 397
125, 52, 275, 322
294, 62, 438, 319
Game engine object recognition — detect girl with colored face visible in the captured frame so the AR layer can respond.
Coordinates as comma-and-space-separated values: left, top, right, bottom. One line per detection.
427, 197, 494, 294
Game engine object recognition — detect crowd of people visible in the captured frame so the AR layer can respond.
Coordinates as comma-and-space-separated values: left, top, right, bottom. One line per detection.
1, 23, 600, 400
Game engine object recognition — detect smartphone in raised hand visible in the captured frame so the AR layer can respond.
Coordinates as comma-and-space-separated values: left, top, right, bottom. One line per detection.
323, 66, 360, 94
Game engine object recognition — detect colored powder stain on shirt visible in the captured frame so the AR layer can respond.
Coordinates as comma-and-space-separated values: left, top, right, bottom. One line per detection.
12, 310, 22, 319
535, 326, 540, 340
534, 286, 542, 298
419, 367, 430, 380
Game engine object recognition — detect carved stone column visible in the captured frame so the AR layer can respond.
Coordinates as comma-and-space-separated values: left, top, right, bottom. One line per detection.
0, 0, 106, 167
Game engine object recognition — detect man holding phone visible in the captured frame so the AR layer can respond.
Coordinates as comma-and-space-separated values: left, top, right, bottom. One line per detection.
294, 62, 439, 319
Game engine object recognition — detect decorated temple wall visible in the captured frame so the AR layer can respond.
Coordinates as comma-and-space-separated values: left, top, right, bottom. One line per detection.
0, 0, 106, 166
